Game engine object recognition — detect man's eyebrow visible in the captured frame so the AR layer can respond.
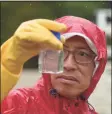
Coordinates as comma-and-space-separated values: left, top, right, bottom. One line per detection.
64, 44, 89, 50
63, 44, 95, 54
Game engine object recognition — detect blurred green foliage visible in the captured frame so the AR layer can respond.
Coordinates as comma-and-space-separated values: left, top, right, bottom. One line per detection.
1, 1, 110, 68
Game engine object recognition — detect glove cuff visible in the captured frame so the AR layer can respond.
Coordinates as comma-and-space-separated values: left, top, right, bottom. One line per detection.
1, 64, 20, 100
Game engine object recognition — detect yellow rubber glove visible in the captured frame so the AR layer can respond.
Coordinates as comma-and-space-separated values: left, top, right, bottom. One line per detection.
1, 19, 67, 100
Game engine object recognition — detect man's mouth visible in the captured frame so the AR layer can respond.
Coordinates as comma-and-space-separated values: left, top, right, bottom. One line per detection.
56, 75, 80, 84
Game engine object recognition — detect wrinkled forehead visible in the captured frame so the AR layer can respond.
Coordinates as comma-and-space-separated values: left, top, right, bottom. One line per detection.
62, 33, 97, 55
65, 35, 89, 45
64, 36, 92, 50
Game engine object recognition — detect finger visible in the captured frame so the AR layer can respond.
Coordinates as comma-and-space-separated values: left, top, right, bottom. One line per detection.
23, 24, 66, 45
15, 32, 63, 50
47, 38, 63, 50
35, 19, 67, 32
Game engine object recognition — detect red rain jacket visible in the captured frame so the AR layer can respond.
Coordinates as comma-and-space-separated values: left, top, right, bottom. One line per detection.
1, 16, 107, 114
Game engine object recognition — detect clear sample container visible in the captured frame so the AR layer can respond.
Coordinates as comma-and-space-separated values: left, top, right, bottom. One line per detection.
38, 31, 64, 74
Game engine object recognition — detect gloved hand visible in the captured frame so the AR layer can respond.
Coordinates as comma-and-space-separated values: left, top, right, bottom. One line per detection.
1, 19, 67, 100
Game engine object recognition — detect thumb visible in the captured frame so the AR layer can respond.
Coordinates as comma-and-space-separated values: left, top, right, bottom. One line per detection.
60, 35, 66, 44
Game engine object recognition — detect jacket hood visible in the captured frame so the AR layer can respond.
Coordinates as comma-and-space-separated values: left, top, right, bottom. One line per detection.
55, 16, 107, 99
40, 16, 107, 100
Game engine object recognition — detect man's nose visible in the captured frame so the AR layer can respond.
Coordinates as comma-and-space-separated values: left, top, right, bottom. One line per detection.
64, 54, 77, 71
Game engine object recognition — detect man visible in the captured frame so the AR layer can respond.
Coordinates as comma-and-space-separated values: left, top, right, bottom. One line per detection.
1, 16, 107, 114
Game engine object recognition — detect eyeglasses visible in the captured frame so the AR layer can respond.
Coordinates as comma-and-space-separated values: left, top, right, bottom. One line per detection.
64, 48, 96, 64
44, 48, 96, 64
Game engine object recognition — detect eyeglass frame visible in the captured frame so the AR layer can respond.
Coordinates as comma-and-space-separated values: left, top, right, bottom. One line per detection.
63, 47, 96, 64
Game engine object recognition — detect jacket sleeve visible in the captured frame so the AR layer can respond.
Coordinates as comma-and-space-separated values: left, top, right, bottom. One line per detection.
1, 88, 35, 114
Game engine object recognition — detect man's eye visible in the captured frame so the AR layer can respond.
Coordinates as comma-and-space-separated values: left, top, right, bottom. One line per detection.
78, 51, 89, 57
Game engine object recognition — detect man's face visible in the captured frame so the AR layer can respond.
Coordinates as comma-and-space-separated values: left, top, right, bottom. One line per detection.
51, 36, 95, 99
